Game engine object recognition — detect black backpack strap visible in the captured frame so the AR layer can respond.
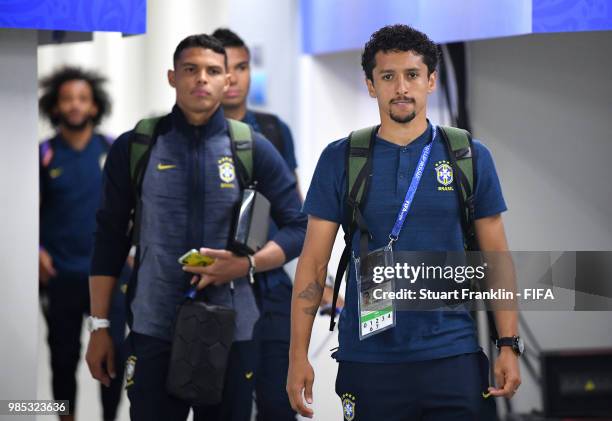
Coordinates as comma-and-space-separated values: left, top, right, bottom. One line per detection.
329, 125, 377, 331
330, 242, 352, 331
253, 111, 284, 155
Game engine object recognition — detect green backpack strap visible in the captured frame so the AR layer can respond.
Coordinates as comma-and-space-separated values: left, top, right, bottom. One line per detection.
127, 116, 164, 246
439, 126, 474, 191
347, 126, 377, 213
227, 118, 253, 188
329, 125, 377, 332
346, 125, 377, 263
130, 117, 162, 182
439, 126, 477, 250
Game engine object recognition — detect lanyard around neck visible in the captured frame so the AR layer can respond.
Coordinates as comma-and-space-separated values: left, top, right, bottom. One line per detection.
387, 126, 437, 248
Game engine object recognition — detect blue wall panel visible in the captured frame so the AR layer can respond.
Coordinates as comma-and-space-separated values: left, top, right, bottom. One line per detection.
0, 0, 146, 34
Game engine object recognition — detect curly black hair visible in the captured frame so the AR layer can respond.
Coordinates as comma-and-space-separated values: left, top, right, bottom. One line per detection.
212, 28, 250, 57
39, 66, 111, 127
173, 33, 227, 67
361, 24, 440, 81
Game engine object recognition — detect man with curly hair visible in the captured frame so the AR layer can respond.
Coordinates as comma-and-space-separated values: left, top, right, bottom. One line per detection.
39, 66, 127, 421
287, 25, 521, 420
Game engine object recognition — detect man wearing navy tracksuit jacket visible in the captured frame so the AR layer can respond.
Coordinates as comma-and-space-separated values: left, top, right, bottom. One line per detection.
85, 34, 306, 421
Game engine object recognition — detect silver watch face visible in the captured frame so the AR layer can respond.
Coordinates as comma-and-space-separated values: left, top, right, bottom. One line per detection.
516, 337, 525, 355
86, 317, 93, 332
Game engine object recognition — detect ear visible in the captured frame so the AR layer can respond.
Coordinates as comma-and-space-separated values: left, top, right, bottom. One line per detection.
428, 70, 437, 93
223, 72, 230, 93
366, 77, 377, 98
168, 69, 176, 88
90, 103, 99, 118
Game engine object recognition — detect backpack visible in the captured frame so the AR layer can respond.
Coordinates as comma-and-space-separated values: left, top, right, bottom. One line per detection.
328, 125, 499, 341
253, 111, 284, 156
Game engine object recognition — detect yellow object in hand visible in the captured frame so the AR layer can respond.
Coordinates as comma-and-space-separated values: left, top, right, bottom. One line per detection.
178, 249, 215, 267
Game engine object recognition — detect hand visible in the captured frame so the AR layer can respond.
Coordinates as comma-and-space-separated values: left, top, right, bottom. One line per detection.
320, 285, 344, 309
182, 248, 249, 290
126, 254, 135, 269
86, 329, 116, 387
39, 248, 57, 285
286, 355, 315, 418
487, 348, 521, 398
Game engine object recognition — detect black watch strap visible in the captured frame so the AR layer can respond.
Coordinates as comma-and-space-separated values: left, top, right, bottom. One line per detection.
496, 336, 523, 356
496, 337, 515, 347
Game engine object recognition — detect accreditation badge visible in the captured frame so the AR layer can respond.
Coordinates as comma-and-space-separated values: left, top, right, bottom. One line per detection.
354, 246, 396, 340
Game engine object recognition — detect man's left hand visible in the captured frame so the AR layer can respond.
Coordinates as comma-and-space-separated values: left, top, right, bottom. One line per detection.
488, 348, 521, 398
182, 248, 249, 290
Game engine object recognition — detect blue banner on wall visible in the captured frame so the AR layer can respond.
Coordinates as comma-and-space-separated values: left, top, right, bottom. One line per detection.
0, 0, 146, 34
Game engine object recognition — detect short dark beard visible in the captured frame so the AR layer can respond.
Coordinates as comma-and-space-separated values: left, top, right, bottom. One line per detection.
390, 110, 416, 124
58, 114, 93, 131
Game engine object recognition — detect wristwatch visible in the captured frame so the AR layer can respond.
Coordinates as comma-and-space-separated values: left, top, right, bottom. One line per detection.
86, 316, 110, 333
496, 335, 524, 356
246, 254, 256, 284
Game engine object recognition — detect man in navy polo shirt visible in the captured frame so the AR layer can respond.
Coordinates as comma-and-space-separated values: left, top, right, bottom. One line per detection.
86, 34, 306, 421
287, 25, 521, 420
213, 28, 341, 421
38, 67, 128, 421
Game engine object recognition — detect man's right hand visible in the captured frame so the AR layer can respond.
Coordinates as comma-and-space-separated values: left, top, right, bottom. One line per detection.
287, 356, 315, 418
86, 329, 116, 387
39, 248, 57, 285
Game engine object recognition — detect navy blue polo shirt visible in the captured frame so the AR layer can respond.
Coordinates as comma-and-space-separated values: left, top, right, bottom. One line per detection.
303, 122, 507, 363
40, 134, 110, 275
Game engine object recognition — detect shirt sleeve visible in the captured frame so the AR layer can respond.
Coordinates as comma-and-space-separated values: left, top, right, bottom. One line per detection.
38, 143, 48, 245
302, 139, 347, 224
472, 140, 507, 219
90, 131, 134, 277
252, 133, 307, 261
278, 118, 298, 171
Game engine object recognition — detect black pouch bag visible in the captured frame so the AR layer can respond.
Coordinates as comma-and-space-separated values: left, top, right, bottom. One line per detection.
166, 289, 236, 406
228, 188, 270, 256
